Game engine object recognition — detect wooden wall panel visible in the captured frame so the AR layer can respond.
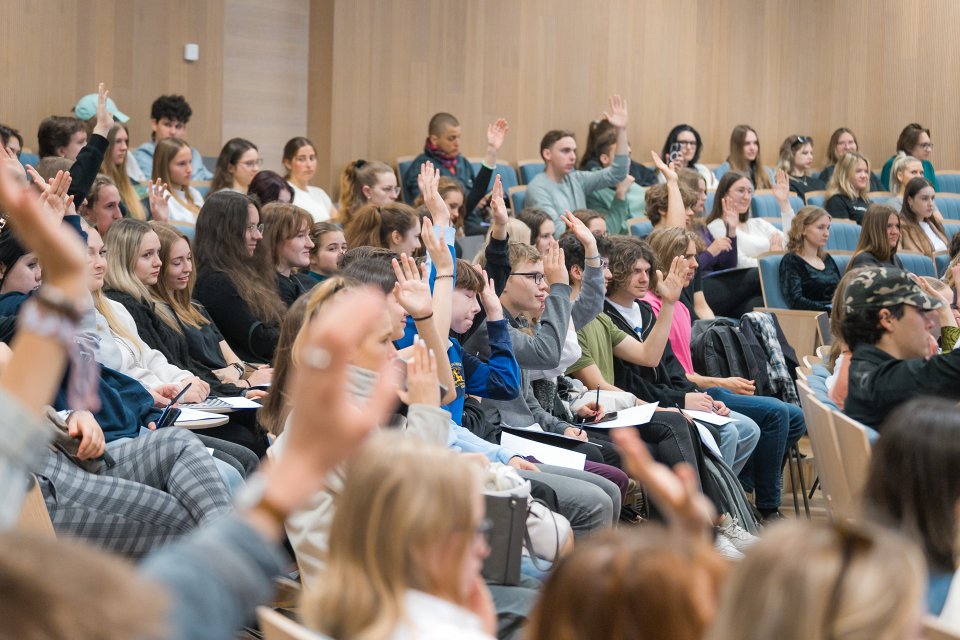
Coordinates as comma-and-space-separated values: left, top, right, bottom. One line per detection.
222, 0, 310, 174
316, 0, 960, 194
0, 0, 223, 157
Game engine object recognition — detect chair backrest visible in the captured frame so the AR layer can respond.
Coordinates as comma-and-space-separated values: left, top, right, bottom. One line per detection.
805, 190, 827, 206
830, 251, 853, 275
830, 409, 874, 501
945, 222, 960, 240
705, 190, 716, 216
825, 222, 861, 252
469, 159, 519, 193
19, 151, 40, 169
816, 344, 832, 361
518, 159, 545, 185
757, 252, 788, 308
629, 217, 653, 238
867, 191, 893, 205
935, 251, 951, 277
257, 607, 331, 640
191, 180, 211, 199
756, 216, 783, 231
15, 476, 55, 538
508, 185, 527, 212
396, 155, 418, 201
751, 192, 803, 218
924, 617, 960, 640
802, 354, 822, 369
897, 251, 937, 277
936, 196, 960, 221
796, 365, 810, 381
937, 171, 960, 195
796, 381, 854, 520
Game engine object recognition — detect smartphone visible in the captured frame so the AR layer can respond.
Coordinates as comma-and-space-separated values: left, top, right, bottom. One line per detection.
579, 411, 619, 425
669, 142, 683, 164
156, 407, 182, 429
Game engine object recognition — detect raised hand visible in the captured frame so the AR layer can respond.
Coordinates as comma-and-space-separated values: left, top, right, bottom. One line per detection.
398, 336, 441, 407
148, 178, 171, 222
655, 255, 687, 303
614, 174, 635, 201
420, 216, 453, 276
611, 426, 716, 540
769, 232, 784, 252
602, 94, 629, 129
486, 118, 509, 152
490, 175, 509, 227
651, 149, 678, 183
473, 265, 503, 321
27, 168, 72, 222
417, 161, 449, 227
560, 210, 599, 256
392, 253, 433, 319
721, 195, 741, 228
773, 168, 790, 203
542, 241, 568, 286
93, 82, 114, 137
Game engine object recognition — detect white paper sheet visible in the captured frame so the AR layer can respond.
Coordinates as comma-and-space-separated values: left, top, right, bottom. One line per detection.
218, 396, 261, 409
500, 432, 587, 470
694, 423, 723, 458
175, 407, 226, 424
580, 402, 659, 429
680, 409, 736, 425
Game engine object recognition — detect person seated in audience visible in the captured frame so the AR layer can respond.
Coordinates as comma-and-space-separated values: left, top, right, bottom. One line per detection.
840, 266, 960, 429
246, 169, 293, 206
881, 122, 939, 191
607, 233, 804, 523
281, 136, 335, 221
193, 191, 286, 362
644, 176, 696, 232
77, 175, 123, 236
343, 201, 422, 255
824, 152, 872, 223
74, 91, 144, 183
779, 206, 840, 311
0, 228, 40, 300
714, 124, 774, 188
824, 268, 866, 410
577, 118, 643, 234
208, 137, 259, 196
680, 168, 738, 286
863, 397, 960, 619
337, 159, 400, 225
849, 204, 905, 270
705, 171, 788, 268
525, 95, 630, 237
0, 177, 399, 638
887, 152, 926, 208
37, 115, 87, 161
817, 127, 884, 190
133, 94, 212, 181
149, 137, 203, 226
899, 177, 948, 257
580, 118, 656, 188
150, 222, 272, 389
305, 220, 346, 283
516, 207, 556, 254
257, 202, 317, 306
777, 135, 825, 202
0, 123, 23, 158
705, 520, 925, 640
403, 115, 509, 226
301, 433, 498, 640
660, 123, 719, 189
97, 124, 148, 219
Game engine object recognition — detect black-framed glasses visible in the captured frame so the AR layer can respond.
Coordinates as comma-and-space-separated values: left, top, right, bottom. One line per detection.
821, 523, 874, 639
509, 272, 546, 285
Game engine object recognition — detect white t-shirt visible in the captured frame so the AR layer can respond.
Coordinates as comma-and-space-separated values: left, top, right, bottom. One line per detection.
166, 186, 204, 224
607, 298, 644, 336
288, 182, 335, 222
919, 220, 948, 253
708, 216, 784, 268
388, 590, 494, 640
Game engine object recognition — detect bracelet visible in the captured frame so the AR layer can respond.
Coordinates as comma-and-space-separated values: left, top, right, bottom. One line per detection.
34, 285, 89, 323
434, 274, 454, 280
585, 255, 601, 261
412, 312, 434, 322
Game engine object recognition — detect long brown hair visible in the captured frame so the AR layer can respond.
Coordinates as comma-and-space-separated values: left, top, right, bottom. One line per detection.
258, 202, 315, 269
100, 124, 147, 220
850, 204, 899, 266
343, 203, 418, 250
726, 125, 772, 189
193, 191, 285, 326
338, 159, 395, 223
149, 221, 208, 331
900, 177, 946, 256
152, 137, 200, 214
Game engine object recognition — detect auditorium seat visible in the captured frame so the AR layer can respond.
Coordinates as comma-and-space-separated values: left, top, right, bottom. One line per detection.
396, 155, 417, 201
825, 221, 861, 252
867, 191, 893, 206
469, 159, 519, 193
705, 190, 716, 215
757, 217, 783, 231
935, 195, 960, 220
508, 185, 526, 212
934, 251, 950, 277
936, 170, 960, 195
896, 252, 937, 278
18, 151, 39, 169
806, 191, 827, 208
628, 216, 653, 238
756, 251, 828, 361
518, 159, 545, 185
752, 191, 803, 218
831, 252, 852, 274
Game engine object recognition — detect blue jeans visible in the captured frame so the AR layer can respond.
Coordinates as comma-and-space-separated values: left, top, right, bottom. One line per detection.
707, 388, 806, 510
716, 411, 761, 474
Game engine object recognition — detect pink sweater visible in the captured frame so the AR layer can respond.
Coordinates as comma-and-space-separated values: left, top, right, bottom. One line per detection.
642, 293, 694, 374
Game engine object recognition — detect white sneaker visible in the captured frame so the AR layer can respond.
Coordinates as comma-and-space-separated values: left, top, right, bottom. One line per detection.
714, 532, 745, 560
718, 513, 759, 552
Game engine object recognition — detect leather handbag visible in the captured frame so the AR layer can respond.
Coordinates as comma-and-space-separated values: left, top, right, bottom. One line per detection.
481, 492, 526, 586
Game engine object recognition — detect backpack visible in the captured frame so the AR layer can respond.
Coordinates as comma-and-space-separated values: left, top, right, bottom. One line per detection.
690, 318, 771, 394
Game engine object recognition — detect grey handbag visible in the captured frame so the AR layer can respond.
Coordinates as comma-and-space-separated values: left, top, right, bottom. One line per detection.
481, 493, 526, 586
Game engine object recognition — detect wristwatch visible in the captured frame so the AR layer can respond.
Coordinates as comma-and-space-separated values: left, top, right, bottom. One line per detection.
234, 473, 289, 526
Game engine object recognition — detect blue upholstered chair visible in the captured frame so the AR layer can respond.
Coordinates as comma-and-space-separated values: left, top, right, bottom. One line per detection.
825, 222, 861, 252
935, 196, 960, 220
518, 160, 544, 185
508, 186, 526, 212
469, 160, 519, 193
897, 252, 937, 277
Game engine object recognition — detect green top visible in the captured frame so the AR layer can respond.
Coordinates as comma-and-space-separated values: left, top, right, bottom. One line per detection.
585, 181, 646, 235
567, 314, 628, 382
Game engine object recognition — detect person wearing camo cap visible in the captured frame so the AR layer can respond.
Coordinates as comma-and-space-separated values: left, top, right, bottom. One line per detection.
840, 266, 960, 429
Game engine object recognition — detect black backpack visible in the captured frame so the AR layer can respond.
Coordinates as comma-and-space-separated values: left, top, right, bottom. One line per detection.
690, 318, 770, 394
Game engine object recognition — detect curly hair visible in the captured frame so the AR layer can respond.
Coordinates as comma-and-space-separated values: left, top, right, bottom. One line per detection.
607, 236, 655, 297
149, 94, 192, 124
785, 206, 830, 258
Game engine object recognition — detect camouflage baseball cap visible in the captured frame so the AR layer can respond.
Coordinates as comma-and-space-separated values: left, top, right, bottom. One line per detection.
843, 266, 941, 312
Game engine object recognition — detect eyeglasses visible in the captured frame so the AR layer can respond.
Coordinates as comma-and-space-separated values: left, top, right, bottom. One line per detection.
382, 185, 402, 195
919, 143, 934, 150
246, 223, 265, 234
240, 159, 263, 168
821, 523, 874, 639
509, 272, 546, 285
676, 140, 698, 147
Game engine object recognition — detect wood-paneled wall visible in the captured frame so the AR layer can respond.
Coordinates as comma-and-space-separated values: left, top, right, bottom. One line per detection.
317, 0, 960, 193
3, 0, 960, 194
0, 0, 224, 157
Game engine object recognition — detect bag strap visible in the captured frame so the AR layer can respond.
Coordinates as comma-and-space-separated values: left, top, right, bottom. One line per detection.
522, 497, 560, 571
